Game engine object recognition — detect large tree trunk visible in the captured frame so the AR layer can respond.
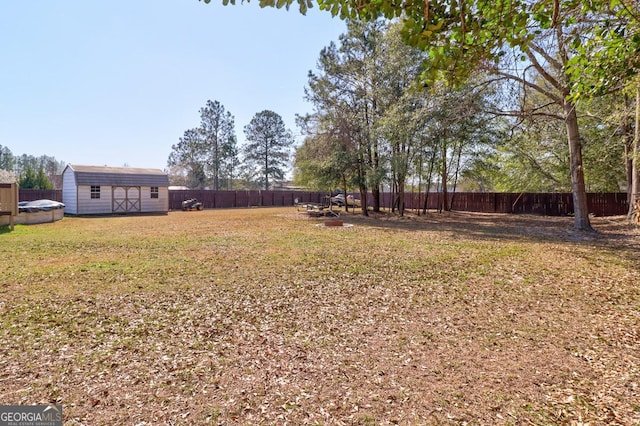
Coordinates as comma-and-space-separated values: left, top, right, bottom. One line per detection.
371, 186, 381, 212
441, 138, 449, 212
416, 154, 423, 215
629, 84, 640, 221
422, 149, 437, 215
449, 139, 463, 211
213, 141, 220, 191
397, 180, 405, 216
264, 148, 270, 191
622, 93, 634, 205
342, 176, 349, 214
357, 157, 369, 217
371, 143, 381, 213
564, 101, 593, 232
624, 130, 634, 204
359, 187, 368, 216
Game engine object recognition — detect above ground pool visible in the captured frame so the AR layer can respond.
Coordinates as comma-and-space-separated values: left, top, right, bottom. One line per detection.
10, 199, 65, 225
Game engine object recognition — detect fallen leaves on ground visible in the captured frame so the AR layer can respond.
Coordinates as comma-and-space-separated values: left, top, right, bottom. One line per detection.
0, 208, 638, 425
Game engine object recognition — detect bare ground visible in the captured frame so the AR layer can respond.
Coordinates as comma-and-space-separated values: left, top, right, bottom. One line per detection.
0, 208, 638, 425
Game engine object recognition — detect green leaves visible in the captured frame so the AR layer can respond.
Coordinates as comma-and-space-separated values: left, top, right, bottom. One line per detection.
567, 2, 640, 100
295, 0, 314, 14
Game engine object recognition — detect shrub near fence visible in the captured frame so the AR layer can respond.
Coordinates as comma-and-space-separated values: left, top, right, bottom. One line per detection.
18, 189, 629, 217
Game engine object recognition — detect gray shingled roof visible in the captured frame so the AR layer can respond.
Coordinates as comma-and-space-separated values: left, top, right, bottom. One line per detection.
68, 165, 169, 187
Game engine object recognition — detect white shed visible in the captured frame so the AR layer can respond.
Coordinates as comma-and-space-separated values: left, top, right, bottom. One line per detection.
62, 164, 169, 215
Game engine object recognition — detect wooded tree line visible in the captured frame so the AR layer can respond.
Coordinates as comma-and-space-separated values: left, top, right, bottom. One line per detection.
201, 0, 640, 230
0, 145, 65, 189
167, 101, 294, 191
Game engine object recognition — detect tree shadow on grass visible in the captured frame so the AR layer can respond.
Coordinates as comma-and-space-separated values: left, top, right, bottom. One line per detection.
340, 209, 640, 262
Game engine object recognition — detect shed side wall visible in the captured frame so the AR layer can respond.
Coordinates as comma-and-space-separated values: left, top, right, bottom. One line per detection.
78, 185, 112, 215
140, 187, 169, 213
62, 167, 78, 214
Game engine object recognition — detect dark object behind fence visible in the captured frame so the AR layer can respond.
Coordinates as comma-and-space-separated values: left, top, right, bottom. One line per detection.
18, 189, 629, 217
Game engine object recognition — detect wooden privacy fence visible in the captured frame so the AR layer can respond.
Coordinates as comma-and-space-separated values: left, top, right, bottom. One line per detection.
168, 190, 325, 210
387, 191, 629, 216
18, 189, 629, 217
19, 189, 63, 202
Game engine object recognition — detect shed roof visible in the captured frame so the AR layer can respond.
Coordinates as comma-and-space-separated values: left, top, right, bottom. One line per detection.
66, 165, 169, 187
0, 170, 16, 184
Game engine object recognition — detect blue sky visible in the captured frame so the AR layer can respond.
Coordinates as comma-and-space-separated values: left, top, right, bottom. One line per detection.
0, 1, 346, 171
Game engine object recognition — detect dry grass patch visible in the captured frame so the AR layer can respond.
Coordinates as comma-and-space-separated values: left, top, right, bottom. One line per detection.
1, 208, 639, 425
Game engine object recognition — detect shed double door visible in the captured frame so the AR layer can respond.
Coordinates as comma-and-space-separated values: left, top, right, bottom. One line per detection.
112, 186, 141, 213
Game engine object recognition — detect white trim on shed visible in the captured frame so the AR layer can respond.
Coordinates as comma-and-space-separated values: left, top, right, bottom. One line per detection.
62, 164, 169, 215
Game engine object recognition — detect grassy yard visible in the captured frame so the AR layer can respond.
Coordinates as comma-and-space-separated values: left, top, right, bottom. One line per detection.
0, 207, 639, 425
